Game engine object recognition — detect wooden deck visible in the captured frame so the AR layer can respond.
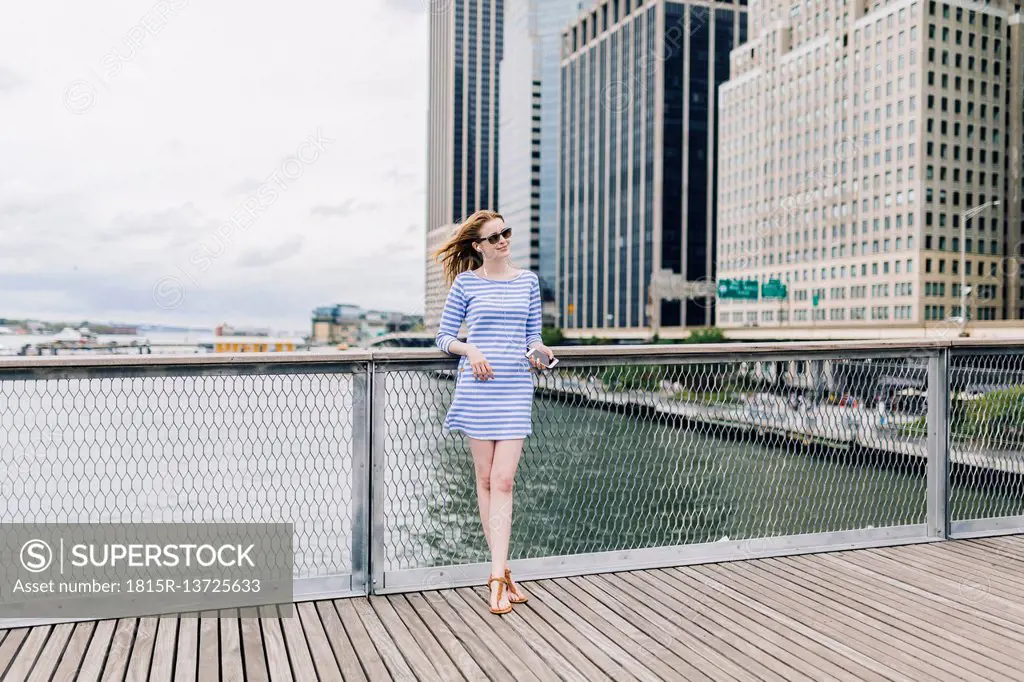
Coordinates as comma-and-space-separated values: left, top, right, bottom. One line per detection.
1, 536, 1022, 681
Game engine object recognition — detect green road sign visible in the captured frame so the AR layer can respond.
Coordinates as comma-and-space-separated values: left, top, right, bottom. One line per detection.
717, 279, 759, 300
762, 279, 788, 299
812, 292, 820, 307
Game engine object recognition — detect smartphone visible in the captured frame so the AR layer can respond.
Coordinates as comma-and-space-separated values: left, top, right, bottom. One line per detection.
525, 347, 559, 369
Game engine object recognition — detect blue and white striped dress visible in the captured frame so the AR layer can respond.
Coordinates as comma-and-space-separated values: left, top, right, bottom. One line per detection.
435, 269, 542, 440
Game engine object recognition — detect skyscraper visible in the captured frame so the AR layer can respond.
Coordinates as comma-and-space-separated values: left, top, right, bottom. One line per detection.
559, 0, 747, 334
497, 1, 542, 281
499, 1, 598, 307
715, 0, 1024, 329
426, 0, 505, 329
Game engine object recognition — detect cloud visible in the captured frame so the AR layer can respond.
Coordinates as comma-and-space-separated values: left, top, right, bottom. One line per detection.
309, 199, 380, 218
0, 0, 427, 330
383, 168, 418, 186
227, 177, 265, 196
97, 203, 208, 243
310, 199, 357, 217
0, 68, 23, 92
235, 236, 304, 268
382, 0, 429, 13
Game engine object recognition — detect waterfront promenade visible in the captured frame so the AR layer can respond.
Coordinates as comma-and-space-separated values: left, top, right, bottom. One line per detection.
1, 536, 1022, 680
0, 340, 1021, 679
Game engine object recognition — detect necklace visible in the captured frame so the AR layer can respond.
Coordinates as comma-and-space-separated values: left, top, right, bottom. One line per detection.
480, 260, 526, 372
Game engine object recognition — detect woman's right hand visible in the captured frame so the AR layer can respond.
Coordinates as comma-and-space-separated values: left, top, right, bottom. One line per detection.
466, 347, 494, 381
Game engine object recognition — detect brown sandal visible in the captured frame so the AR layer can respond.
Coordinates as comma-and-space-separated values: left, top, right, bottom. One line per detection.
504, 568, 528, 604
487, 576, 512, 614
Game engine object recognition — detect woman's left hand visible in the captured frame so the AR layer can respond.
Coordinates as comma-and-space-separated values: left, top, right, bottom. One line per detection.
528, 344, 556, 371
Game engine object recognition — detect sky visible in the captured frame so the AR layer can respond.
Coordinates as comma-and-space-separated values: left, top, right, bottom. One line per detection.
0, 0, 431, 332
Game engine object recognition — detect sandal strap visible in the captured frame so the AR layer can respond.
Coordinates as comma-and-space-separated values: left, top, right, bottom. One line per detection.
487, 575, 507, 603
504, 568, 521, 598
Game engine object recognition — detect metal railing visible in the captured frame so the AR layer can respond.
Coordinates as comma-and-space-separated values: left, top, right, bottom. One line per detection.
0, 339, 1021, 615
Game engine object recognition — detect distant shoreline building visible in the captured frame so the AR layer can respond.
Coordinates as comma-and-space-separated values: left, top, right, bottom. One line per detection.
559, 0, 748, 334
312, 304, 422, 347
426, 0, 505, 330
716, 0, 1023, 328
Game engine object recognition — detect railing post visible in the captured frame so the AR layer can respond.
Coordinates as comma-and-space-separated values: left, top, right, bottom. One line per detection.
926, 348, 950, 539
350, 363, 372, 594
369, 363, 388, 594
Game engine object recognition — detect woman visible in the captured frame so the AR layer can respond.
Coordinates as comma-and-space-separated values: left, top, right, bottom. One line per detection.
432, 209, 557, 615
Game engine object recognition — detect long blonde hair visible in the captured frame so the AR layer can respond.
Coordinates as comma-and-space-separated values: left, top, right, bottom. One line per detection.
432, 210, 504, 286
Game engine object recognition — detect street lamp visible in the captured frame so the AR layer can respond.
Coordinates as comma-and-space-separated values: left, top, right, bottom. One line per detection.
959, 199, 1000, 336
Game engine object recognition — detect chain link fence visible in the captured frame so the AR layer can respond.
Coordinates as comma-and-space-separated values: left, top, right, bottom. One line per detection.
948, 347, 1024, 533
373, 346, 953, 590
0, 360, 365, 597
2, 341, 1021, 604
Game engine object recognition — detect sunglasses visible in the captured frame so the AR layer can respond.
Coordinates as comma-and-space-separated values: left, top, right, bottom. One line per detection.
477, 226, 512, 245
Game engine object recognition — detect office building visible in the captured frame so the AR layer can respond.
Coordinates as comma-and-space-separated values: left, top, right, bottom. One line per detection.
559, 0, 748, 333
427, 0, 504, 232
498, 1, 542, 282
716, 0, 1024, 329
499, 1, 598, 305
426, 0, 505, 330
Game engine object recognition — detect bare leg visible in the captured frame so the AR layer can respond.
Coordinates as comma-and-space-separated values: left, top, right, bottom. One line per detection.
468, 437, 495, 552
488, 438, 524, 603
469, 437, 507, 610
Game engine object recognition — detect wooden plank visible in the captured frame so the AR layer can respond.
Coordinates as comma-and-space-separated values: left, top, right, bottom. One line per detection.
546, 577, 713, 681
124, 617, 158, 682
314, 600, 366, 682
76, 620, 116, 682
503, 584, 630, 681
949, 539, 1024, 571
349, 597, 417, 681
798, 548, 1024, 638
579, 572, 781, 682
653, 567, 854, 682
147, 618, 180, 682
885, 542, 1024, 594
239, 611, 270, 682
173, 614, 200, 682
258, 604, 294, 682
806, 552, 1024, 638
910, 543, 1024, 595
835, 549, 1024, 627
198, 611, 220, 682
386, 595, 466, 681
0, 628, 29, 679
333, 599, 391, 681
615, 569, 810, 682
770, 555, 1024, 679
466, 581, 598, 679
278, 603, 320, 682
50, 621, 96, 682
295, 602, 343, 682
406, 591, 513, 682
802, 552, 1024, 650
219, 610, 245, 682
525, 580, 673, 681
719, 559, 988, 681
4, 624, 51, 682
432, 588, 530, 681
457, 585, 576, 682
442, 588, 548, 682
972, 537, 1024, 561
100, 618, 137, 682
481, 586, 613, 682
368, 596, 443, 681
26, 622, 73, 682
